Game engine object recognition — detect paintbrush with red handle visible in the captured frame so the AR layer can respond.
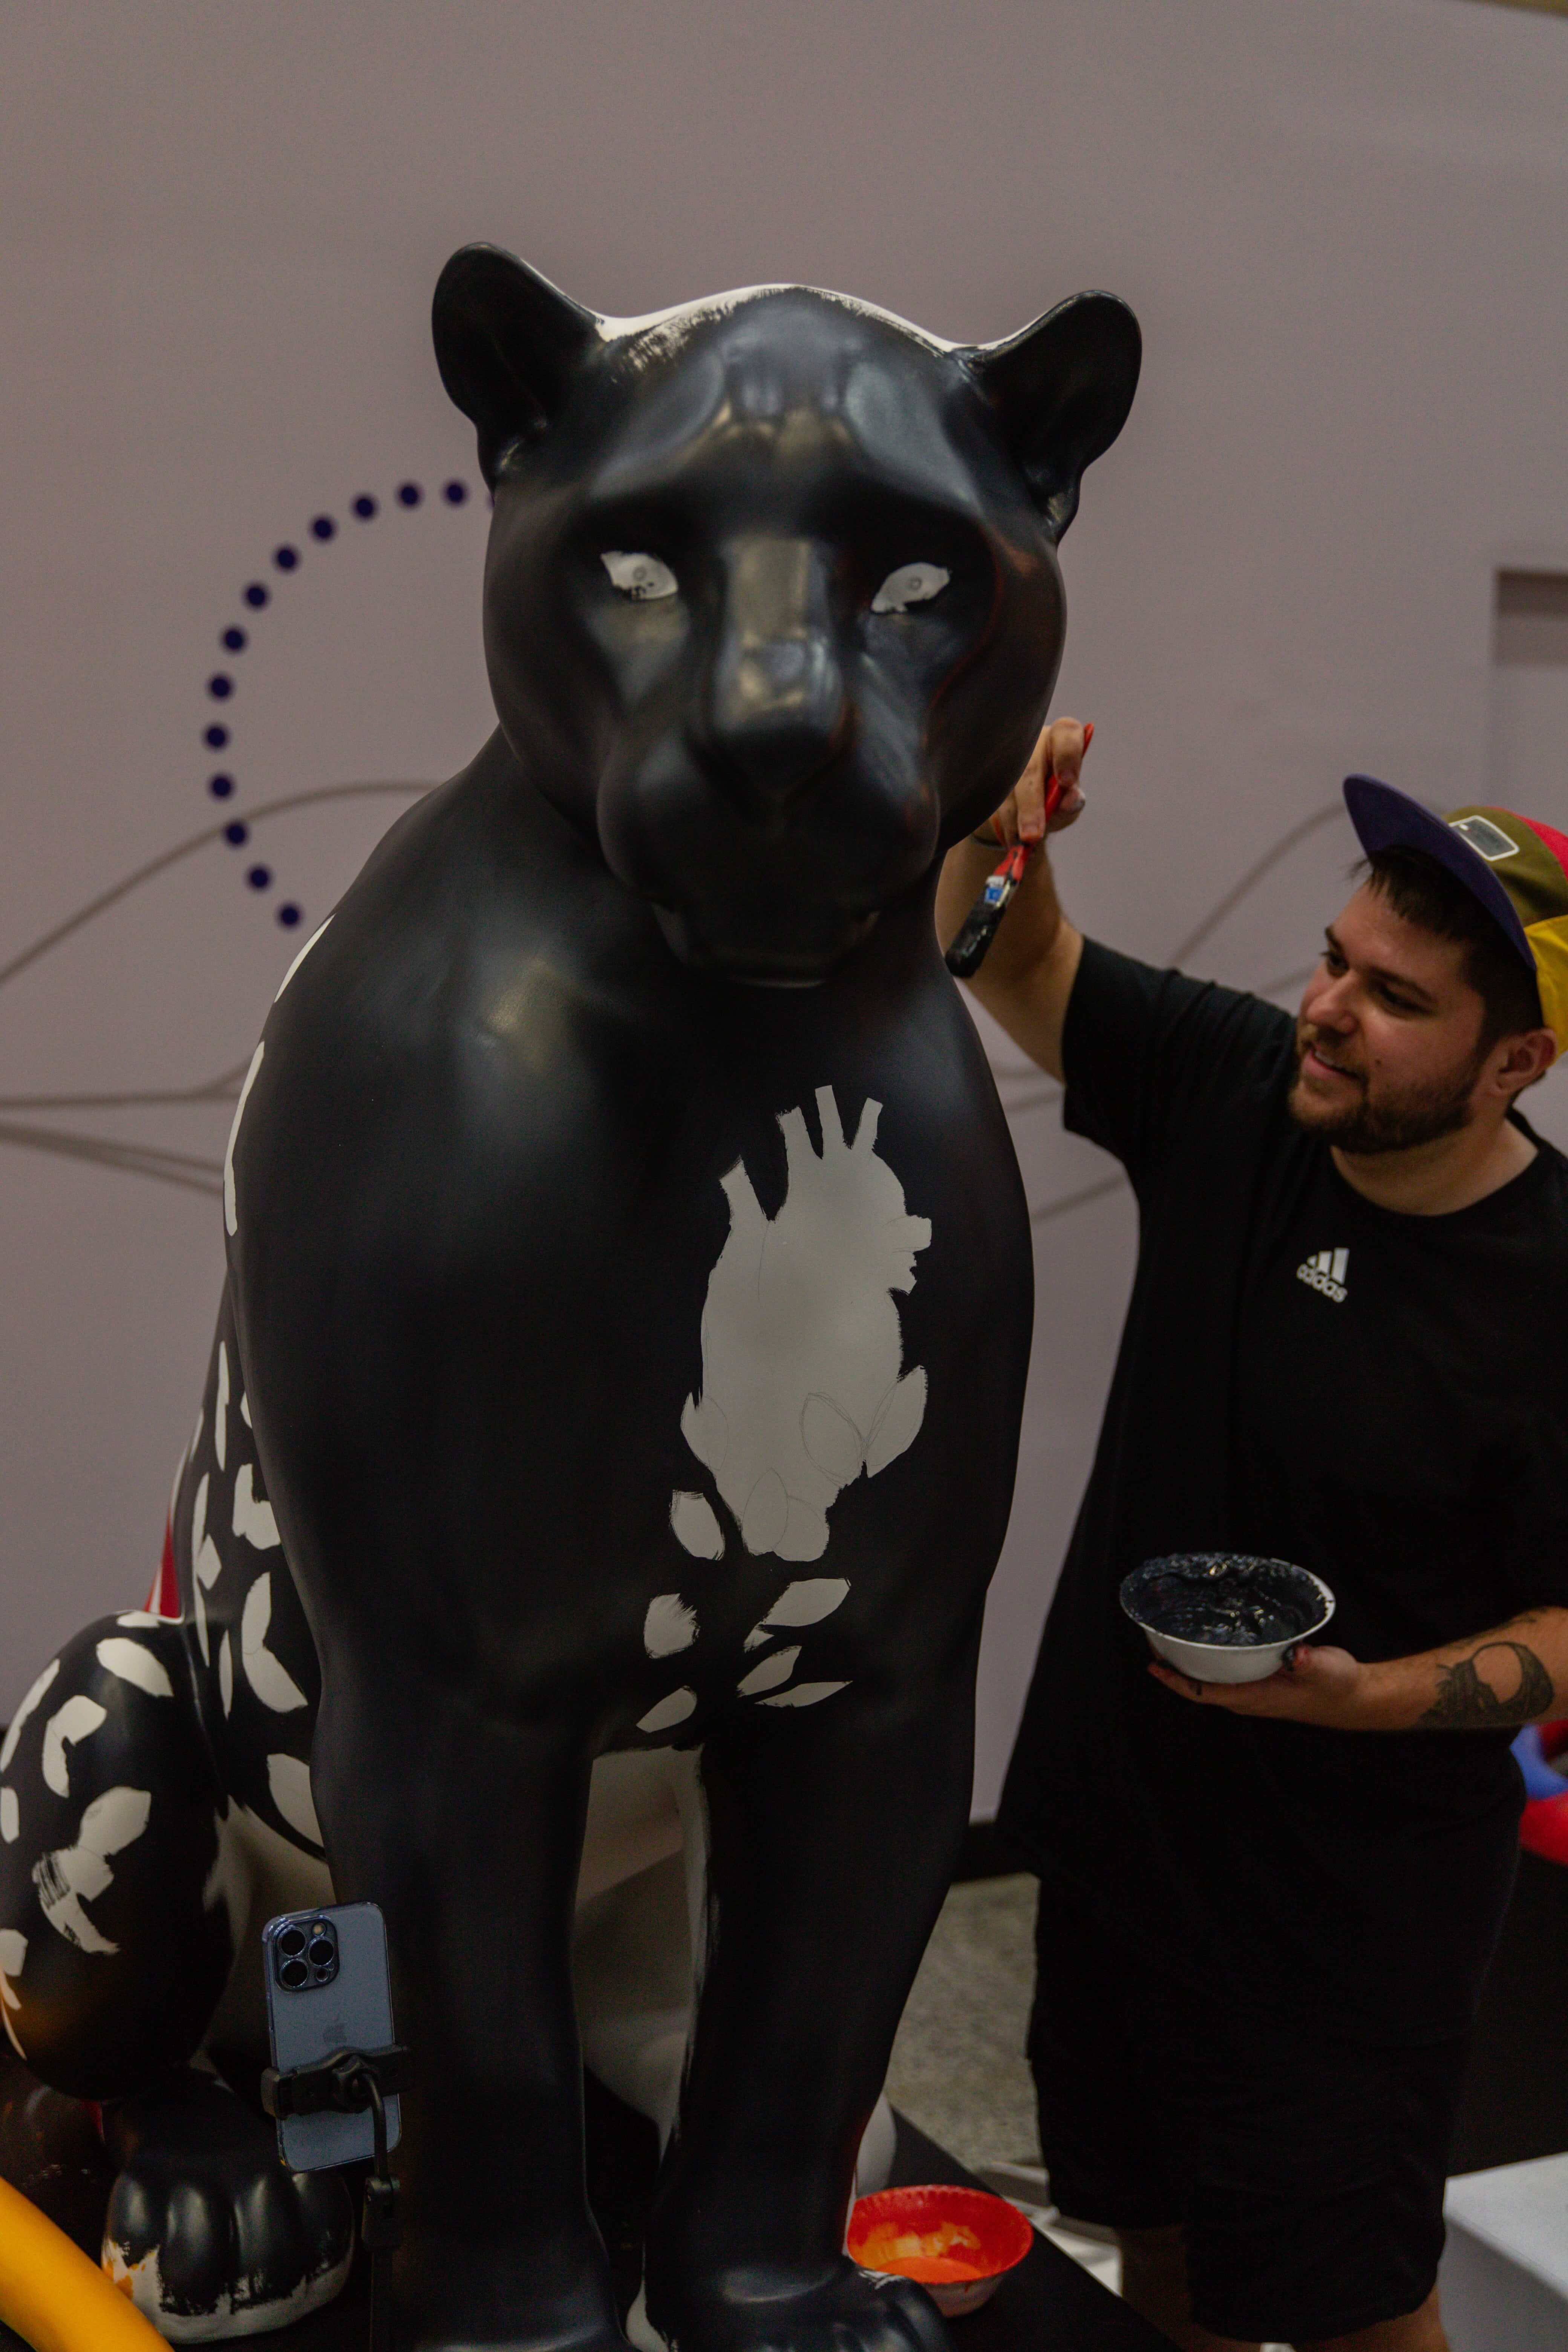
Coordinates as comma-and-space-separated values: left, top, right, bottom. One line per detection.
944, 721, 1093, 979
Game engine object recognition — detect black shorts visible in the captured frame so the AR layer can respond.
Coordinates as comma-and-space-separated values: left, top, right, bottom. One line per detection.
1027, 1886, 1469, 2343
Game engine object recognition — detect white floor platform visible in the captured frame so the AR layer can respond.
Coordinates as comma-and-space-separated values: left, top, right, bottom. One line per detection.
1441, 2153, 1568, 2352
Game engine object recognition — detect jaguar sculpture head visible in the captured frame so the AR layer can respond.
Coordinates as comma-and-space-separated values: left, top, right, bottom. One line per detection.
433, 247, 1140, 984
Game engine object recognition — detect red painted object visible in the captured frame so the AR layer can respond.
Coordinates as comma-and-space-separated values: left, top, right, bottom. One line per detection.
849, 2183, 1034, 2316
1520, 1720, 1568, 1864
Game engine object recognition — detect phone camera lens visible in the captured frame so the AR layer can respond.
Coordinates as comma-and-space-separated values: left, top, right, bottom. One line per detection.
279, 1957, 309, 1989
308, 1937, 335, 1968
278, 1926, 306, 1958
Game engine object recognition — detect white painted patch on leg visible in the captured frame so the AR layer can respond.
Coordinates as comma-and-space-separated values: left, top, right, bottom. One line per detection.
34, 1785, 152, 1953
683, 1088, 930, 1562
95, 1638, 174, 1700
219, 1632, 234, 1716
41, 1697, 107, 1797
224, 1042, 265, 1239
626, 2286, 668, 2352
267, 1755, 323, 1848
644, 1596, 698, 1657
670, 1491, 724, 1560
0, 1789, 17, 1843
760, 1577, 850, 1629
242, 1576, 308, 1711
233, 1463, 281, 1550
0, 1657, 59, 1773
737, 1646, 800, 1697
273, 914, 332, 1001
637, 1689, 698, 1735
215, 1342, 230, 1472
0, 1929, 28, 2060
759, 1681, 850, 1709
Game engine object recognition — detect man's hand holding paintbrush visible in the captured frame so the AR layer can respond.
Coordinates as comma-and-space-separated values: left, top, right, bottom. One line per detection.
936, 716, 1093, 1081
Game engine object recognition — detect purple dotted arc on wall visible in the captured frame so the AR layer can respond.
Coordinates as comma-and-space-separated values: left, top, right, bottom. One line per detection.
205, 478, 475, 929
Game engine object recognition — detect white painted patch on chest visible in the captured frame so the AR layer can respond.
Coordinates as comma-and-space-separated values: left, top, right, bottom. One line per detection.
644, 1596, 698, 1657
681, 1088, 930, 1563
670, 1492, 724, 1561
637, 1687, 698, 1735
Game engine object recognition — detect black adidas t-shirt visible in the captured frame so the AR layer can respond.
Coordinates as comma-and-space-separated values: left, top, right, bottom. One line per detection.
999, 941, 1568, 2040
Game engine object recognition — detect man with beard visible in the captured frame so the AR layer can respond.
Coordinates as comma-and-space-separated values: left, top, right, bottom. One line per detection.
938, 737, 1568, 2352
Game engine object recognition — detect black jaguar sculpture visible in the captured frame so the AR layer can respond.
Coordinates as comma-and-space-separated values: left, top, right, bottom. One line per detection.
0, 248, 1138, 2347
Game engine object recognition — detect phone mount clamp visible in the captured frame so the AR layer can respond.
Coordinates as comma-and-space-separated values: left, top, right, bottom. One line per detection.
262, 2043, 412, 2352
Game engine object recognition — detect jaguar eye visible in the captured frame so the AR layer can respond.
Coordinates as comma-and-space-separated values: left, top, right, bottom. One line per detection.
602, 551, 678, 602
871, 562, 950, 616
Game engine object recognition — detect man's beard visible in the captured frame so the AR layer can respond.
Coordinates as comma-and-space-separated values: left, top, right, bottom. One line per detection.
1288, 1027, 1482, 1154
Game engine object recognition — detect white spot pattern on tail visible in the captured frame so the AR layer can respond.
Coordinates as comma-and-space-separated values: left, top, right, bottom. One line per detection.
0, 1929, 28, 2059
0, 1658, 59, 1774
41, 1697, 107, 1797
94, 1639, 174, 1701
33, 1785, 152, 1953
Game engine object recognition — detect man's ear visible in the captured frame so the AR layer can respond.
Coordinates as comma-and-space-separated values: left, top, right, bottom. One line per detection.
1496, 1028, 1559, 1098
961, 292, 1141, 542
432, 245, 600, 485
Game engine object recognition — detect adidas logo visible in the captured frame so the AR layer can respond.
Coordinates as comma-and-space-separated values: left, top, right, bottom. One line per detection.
1296, 1247, 1349, 1304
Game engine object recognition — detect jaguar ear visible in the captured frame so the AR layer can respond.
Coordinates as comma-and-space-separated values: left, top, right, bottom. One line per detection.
961, 292, 1141, 542
432, 245, 601, 485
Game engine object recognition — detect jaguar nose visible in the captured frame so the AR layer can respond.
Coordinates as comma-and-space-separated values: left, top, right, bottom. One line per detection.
703, 539, 849, 813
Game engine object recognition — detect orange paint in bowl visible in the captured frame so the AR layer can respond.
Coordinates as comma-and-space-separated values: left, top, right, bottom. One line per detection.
848, 2185, 1033, 2316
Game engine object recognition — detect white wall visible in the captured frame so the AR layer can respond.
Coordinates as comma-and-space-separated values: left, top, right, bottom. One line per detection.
2, 1, 1566, 1814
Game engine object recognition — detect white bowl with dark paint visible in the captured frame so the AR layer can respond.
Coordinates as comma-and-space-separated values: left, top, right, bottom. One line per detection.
1120, 1554, 1335, 1685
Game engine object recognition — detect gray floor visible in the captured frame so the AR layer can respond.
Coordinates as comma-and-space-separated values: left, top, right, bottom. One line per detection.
887, 1873, 1294, 2346
885, 1872, 1043, 2175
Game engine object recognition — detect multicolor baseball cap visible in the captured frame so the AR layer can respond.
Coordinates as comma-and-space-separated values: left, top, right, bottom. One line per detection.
1344, 774, 1568, 1055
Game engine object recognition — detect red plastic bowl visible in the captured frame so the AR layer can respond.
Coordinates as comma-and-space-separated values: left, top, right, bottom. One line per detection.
848, 2184, 1034, 2317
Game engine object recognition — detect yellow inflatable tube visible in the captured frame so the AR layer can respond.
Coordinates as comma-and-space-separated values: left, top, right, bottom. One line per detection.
0, 2175, 165, 2350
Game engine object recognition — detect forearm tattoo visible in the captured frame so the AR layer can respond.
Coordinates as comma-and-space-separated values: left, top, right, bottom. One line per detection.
1418, 1640, 1555, 1730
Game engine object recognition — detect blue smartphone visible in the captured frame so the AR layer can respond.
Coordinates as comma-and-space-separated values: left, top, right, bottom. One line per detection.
262, 1900, 402, 2170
